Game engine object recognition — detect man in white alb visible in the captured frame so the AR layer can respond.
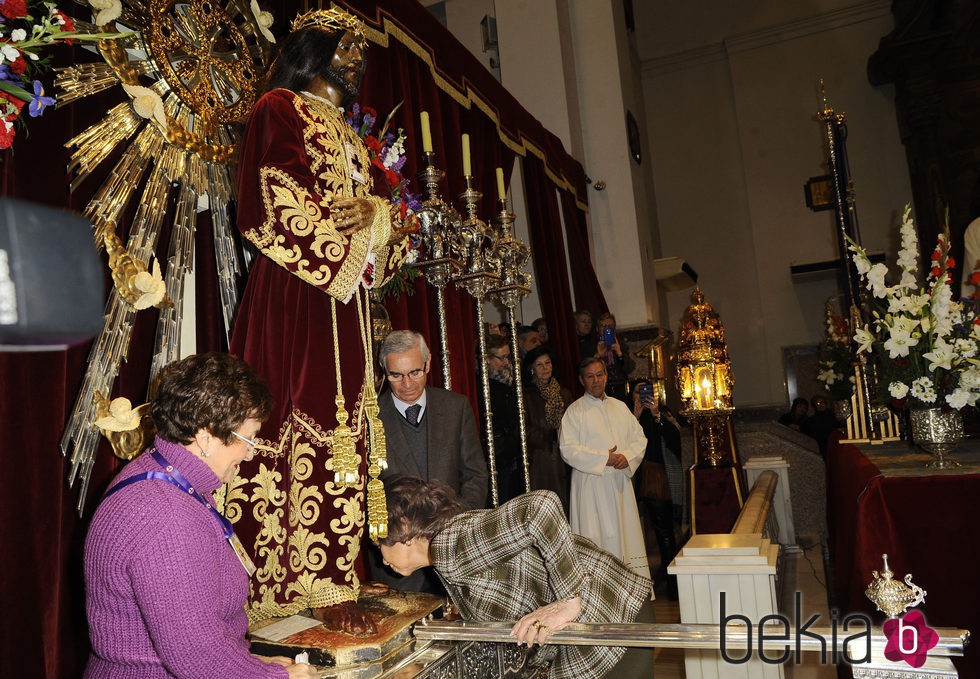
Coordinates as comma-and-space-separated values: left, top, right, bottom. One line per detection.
560, 358, 650, 580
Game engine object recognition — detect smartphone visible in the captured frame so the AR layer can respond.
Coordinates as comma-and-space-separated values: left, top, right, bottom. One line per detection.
637, 383, 655, 400
601, 327, 616, 346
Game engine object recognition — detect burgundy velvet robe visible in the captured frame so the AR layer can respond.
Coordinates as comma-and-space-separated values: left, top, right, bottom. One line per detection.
229, 89, 411, 621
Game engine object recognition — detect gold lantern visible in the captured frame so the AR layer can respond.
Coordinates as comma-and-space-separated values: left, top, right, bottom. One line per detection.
675, 288, 739, 468
676, 288, 734, 413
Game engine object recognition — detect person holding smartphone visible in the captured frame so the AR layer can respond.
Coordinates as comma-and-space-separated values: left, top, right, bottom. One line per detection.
595, 312, 630, 403
631, 379, 683, 599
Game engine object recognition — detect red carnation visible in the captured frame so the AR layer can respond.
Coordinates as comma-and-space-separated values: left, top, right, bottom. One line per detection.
0, 118, 15, 149
52, 10, 75, 31
0, 90, 25, 113
365, 135, 381, 154
0, 0, 28, 19
384, 168, 400, 188
9, 55, 26, 75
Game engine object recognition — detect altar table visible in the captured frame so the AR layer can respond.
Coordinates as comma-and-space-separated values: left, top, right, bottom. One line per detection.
826, 431, 979, 677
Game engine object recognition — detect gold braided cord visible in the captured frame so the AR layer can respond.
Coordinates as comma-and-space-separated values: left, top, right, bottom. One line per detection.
330, 297, 359, 486
356, 287, 388, 540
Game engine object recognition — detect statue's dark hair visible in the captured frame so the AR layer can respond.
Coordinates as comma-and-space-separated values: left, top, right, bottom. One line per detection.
377, 475, 466, 546
266, 27, 344, 94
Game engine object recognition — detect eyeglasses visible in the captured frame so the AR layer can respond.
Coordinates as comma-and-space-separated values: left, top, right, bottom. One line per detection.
387, 368, 426, 382
488, 353, 510, 361
231, 431, 258, 450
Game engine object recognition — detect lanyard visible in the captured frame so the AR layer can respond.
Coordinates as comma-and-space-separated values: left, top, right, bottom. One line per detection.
103, 448, 235, 539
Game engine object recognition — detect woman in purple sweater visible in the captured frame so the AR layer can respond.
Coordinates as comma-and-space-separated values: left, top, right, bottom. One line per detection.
84, 353, 317, 678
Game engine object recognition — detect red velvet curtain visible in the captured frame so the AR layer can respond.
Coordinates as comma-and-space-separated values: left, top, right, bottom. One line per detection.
521, 154, 578, 391
561, 188, 608, 318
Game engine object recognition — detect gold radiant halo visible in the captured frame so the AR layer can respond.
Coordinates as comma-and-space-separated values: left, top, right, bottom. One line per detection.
56, 0, 276, 512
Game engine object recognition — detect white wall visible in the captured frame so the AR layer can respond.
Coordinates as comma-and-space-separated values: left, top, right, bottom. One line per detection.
642, 1, 911, 405
430, 0, 912, 406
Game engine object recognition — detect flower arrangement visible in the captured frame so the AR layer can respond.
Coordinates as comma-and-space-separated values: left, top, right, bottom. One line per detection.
816, 301, 855, 401
346, 101, 423, 298
848, 204, 980, 410
0, 0, 122, 149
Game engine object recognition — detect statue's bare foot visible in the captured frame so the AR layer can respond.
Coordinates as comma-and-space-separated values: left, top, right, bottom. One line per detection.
311, 600, 378, 636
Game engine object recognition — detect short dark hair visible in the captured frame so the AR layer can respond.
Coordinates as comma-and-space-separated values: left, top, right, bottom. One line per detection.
792, 397, 809, 409
516, 325, 537, 340
267, 27, 344, 94
150, 353, 273, 445
578, 356, 605, 376
531, 317, 546, 331
486, 335, 509, 354
377, 475, 465, 545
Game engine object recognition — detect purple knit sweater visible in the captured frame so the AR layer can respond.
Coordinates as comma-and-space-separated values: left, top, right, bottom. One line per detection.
84, 436, 288, 679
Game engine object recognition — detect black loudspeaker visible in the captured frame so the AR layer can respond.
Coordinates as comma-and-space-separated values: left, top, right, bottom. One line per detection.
0, 198, 104, 348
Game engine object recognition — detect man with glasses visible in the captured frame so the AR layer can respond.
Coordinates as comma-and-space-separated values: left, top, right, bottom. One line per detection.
368, 331, 488, 591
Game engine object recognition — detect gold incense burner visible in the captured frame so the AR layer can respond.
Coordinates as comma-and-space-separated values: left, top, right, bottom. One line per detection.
865, 554, 926, 618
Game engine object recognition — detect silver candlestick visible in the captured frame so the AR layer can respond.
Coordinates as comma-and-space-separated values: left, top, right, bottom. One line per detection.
414, 152, 463, 389
489, 199, 533, 493
454, 176, 502, 506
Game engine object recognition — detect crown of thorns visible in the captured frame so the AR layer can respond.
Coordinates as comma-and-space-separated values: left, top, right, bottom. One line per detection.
290, 7, 367, 46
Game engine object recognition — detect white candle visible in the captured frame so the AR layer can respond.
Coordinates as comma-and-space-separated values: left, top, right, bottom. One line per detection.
420, 111, 433, 153
496, 167, 506, 201
461, 133, 471, 176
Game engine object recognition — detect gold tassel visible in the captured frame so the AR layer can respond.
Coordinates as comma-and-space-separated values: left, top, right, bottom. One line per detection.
332, 394, 359, 486
363, 382, 388, 539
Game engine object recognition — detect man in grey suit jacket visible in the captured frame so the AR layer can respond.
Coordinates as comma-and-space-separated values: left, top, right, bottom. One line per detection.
367, 330, 488, 591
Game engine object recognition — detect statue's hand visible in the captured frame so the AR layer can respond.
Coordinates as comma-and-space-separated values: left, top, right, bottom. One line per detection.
332, 198, 375, 236
311, 600, 378, 636
388, 212, 420, 245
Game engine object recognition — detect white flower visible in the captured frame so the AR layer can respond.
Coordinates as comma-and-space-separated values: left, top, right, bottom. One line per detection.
132, 259, 167, 310
854, 326, 875, 354
817, 367, 838, 385
910, 376, 937, 403
891, 314, 921, 334
250, 0, 276, 43
122, 83, 168, 129
923, 342, 954, 372
10, 28, 27, 42
945, 389, 971, 410
93, 0, 122, 27
867, 263, 889, 298
889, 381, 910, 399
955, 338, 977, 359
883, 329, 918, 358
0, 44, 20, 64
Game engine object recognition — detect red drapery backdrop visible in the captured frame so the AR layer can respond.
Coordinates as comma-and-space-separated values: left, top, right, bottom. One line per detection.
0, 2, 607, 676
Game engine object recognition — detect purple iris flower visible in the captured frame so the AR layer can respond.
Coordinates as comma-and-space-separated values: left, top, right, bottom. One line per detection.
0, 64, 20, 86
29, 80, 56, 118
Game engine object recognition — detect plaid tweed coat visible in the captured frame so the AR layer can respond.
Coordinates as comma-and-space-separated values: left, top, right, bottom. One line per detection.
430, 490, 652, 678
